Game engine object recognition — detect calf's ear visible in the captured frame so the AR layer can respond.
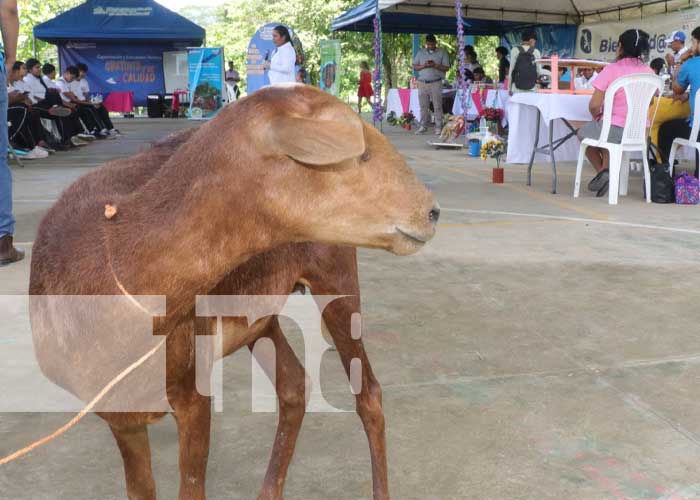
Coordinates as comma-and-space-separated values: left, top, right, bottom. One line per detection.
270, 114, 366, 166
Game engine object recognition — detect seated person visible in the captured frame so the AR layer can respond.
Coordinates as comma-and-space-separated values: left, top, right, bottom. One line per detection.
659, 26, 700, 163
22, 58, 70, 115
74, 63, 119, 137
650, 57, 666, 76
57, 65, 107, 139
577, 29, 655, 197
472, 67, 493, 84
574, 67, 598, 90
648, 57, 689, 158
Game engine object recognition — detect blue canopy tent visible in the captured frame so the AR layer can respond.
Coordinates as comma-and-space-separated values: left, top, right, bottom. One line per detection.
34, 0, 205, 106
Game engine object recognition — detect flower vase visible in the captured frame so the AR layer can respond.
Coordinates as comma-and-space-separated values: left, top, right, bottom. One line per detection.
403, 123, 412, 131
492, 158, 504, 184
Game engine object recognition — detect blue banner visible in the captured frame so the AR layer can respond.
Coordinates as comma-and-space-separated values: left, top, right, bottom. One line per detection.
187, 47, 225, 120
246, 23, 306, 94
59, 42, 166, 107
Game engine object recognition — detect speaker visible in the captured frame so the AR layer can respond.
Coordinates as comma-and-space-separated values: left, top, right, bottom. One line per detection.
147, 94, 163, 118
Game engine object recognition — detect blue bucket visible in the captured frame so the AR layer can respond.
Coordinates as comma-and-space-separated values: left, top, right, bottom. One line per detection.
468, 139, 481, 157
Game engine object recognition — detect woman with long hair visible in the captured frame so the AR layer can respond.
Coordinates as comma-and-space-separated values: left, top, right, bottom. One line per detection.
263, 25, 297, 85
577, 29, 655, 196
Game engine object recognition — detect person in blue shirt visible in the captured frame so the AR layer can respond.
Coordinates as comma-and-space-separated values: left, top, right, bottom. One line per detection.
659, 26, 700, 163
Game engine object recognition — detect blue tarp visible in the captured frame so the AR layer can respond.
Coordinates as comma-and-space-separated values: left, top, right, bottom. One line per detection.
34, 0, 205, 45
332, 0, 553, 35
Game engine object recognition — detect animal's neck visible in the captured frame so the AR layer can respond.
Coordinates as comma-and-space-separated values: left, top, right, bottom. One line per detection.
105, 147, 285, 312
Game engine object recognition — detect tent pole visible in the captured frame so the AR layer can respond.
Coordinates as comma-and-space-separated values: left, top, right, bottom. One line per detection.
455, 0, 469, 146
372, 0, 383, 131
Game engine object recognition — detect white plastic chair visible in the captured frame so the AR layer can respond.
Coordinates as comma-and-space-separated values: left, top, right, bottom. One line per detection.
574, 74, 664, 205
668, 89, 700, 176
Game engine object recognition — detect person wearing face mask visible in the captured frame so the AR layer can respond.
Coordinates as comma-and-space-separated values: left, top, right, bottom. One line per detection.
659, 26, 700, 163
412, 34, 450, 135
262, 25, 297, 85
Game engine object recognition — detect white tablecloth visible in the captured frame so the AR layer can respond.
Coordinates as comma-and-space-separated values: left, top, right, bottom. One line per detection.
506, 92, 593, 164
386, 89, 422, 122
452, 90, 510, 127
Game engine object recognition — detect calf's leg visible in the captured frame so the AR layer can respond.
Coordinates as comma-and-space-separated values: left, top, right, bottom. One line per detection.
109, 424, 157, 500
250, 317, 310, 500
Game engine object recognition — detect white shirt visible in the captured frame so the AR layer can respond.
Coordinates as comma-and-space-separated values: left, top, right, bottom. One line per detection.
42, 75, 58, 90
574, 71, 598, 91
268, 42, 297, 85
670, 46, 689, 77
55, 77, 73, 103
72, 78, 89, 100
22, 74, 47, 104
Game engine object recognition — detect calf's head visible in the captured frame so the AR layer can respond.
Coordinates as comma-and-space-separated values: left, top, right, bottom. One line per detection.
219, 85, 438, 255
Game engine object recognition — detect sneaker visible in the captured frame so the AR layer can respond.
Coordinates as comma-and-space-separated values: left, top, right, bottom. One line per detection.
434, 128, 442, 136
108, 129, 121, 137
71, 136, 89, 147
48, 106, 72, 118
587, 169, 609, 192
35, 145, 54, 155
24, 147, 49, 159
415, 126, 428, 135
77, 133, 96, 141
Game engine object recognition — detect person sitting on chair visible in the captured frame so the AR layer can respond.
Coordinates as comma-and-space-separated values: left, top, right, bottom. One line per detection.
577, 29, 655, 197
472, 67, 493, 84
73, 63, 119, 137
659, 26, 700, 163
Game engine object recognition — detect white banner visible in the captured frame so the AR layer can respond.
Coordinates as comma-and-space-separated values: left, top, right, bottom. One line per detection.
576, 8, 700, 61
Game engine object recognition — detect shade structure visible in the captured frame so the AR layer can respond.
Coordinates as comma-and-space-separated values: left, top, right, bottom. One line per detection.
33, 0, 206, 107
333, 0, 698, 32
34, 0, 205, 45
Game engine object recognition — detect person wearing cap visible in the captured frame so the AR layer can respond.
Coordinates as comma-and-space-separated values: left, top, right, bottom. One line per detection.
412, 34, 450, 135
665, 31, 691, 78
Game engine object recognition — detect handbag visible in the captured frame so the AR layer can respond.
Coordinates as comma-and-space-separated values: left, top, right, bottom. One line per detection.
647, 143, 675, 203
674, 171, 700, 205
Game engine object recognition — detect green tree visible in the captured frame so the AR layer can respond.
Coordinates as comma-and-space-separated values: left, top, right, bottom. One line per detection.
18, 0, 82, 64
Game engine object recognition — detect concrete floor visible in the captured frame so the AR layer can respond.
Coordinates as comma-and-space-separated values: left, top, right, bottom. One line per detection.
3, 117, 700, 499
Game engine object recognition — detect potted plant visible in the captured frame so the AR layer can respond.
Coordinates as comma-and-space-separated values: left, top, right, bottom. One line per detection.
480, 139, 507, 184
387, 111, 398, 126
400, 111, 415, 131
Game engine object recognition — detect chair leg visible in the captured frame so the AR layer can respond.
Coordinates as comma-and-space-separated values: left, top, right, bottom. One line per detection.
619, 152, 629, 196
608, 149, 623, 205
669, 141, 678, 177
574, 144, 587, 198
642, 151, 652, 203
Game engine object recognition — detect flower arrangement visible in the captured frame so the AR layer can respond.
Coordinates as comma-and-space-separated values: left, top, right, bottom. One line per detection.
386, 111, 415, 127
480, 139, 506, 168
400, 111, 415, 125
479, 107, 504, 123
387, 111, 398, 126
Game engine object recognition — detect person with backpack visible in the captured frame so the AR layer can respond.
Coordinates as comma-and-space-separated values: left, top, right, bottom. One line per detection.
508, 30, 542, 94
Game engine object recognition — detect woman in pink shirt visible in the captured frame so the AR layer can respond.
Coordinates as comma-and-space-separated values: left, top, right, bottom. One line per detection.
578, 29, 655, 196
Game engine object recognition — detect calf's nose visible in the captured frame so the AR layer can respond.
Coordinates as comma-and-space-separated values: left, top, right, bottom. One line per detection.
428, 204, 441, 224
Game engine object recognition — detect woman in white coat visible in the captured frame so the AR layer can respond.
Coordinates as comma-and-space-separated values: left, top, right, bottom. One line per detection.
263, 25, 297, 85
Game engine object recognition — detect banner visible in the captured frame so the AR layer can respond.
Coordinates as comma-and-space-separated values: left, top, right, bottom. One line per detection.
576, 8, 700, 61
319, 40, 341, 96
188, 47, 225, 120
59, 42, 166, 107
503, 25, 577, 58
246, 23, 306, 94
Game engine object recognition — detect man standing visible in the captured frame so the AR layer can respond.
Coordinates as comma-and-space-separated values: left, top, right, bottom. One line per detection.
412, 34, 450, 135
665, 31, 690, 79
0, 0, 22, 266
509, 30, 542, 94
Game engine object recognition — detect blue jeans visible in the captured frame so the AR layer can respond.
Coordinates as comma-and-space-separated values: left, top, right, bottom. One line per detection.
0, 52, 13, 238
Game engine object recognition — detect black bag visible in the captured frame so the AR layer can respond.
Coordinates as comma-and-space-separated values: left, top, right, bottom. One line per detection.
512, 46, 537, 90
647, 143, 675, 203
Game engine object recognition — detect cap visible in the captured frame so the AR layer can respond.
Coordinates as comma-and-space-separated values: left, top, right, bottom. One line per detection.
666, 31, 686, 44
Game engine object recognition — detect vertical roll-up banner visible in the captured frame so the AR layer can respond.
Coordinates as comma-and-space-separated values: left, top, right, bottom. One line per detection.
187, 47, 225, 120
319, 40, 341, 96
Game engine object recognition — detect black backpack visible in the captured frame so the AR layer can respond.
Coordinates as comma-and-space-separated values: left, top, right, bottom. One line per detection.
512, 46, 537, 90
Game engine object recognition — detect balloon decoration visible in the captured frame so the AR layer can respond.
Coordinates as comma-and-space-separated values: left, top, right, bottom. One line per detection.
372, 0, 383, 126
